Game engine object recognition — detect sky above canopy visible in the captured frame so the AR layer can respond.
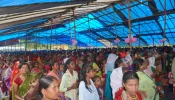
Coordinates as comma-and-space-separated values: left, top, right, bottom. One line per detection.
0, 0, 175, 47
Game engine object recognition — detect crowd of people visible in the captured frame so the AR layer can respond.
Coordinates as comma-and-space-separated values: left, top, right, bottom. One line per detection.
0, 46, 175, 100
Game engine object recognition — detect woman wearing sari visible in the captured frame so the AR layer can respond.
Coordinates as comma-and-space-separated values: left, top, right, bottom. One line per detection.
115, 71, 143, 100
133, 58, 159, 100
172, 55, 175, 99
47, 62, 67, 99
12, 62, 39, 100
110, 58, 125, 99
84, 55, 102, 77
104, 50, 118, 100
3, 61, 14, 91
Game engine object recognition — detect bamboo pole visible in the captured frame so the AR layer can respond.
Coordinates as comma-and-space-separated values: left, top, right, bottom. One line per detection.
50, 19, 53, 55
25, 31, 28, 55
139, 24, 140, 50
128, 0, 132, 52
73, 8, 77, 52
46, 31, 48, 50
114, 9, 118, 49
88, 13, 91, 49
163, 0, 166, 46
163, 0, 167, 72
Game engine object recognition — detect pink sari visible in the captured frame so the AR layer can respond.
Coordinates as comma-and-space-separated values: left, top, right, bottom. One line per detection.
47, 71, 61, 83
47, 71, 63, 96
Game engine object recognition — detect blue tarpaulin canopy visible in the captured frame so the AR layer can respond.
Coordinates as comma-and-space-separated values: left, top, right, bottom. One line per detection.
0, 0, 175, 47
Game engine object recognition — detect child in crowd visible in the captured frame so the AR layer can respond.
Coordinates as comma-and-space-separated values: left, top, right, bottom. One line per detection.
93, 75, 104, 100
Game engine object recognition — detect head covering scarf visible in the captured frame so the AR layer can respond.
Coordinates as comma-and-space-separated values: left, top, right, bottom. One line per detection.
144, 56, 156, 77
106, 53, 118, 64
105, 53, 118, 73
110, 67, 123, 99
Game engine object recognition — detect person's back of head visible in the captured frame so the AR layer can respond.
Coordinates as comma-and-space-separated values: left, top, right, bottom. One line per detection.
133, 58, 144, 72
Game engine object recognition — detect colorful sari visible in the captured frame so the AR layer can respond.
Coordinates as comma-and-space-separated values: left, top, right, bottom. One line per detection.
10, 61, 20, 88
115, 88, 142, 100
3, 67, 12, 90
92, 62, 102, 77
137, 71, 159, 100
104, 53, 118, 100
104, 71, 112, 100
12, 73, 40, 100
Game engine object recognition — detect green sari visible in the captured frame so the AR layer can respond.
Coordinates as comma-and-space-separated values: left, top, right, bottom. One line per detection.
137, 71, 159, 100
12, 73, 41, 100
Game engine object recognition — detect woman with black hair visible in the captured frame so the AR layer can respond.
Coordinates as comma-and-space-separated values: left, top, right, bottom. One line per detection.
79, 63, 99, 100
172, 51, 175, 99
59, 58, 78, 100
104, 49, 118, 100
115, 71, 143, 100
47, 62, 60, 85
110, 58, 125, 99
12, 62, 40, 100
133, 58, 159, 100
39, 76, 60, 100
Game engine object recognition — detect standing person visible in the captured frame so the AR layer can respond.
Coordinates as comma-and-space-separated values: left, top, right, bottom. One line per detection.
85, 55, 102, 77
12, 62, 35, 100
0, 61, 6, 99
115, 71, 143, 100
39, 76, 60, 100
2, 61, 14, 96
78, 55, 84, 69
104, 49, 118, 100
47, 61, 70, 99
0, 61, 4, 81
171, 52, 175, 99
144, 51, 156, 77
58, 64, 64, 80
10, 61, 20, 91
133, 58, 159, 100
60, 59, 78, 100
93, 75, 104, 100
47, 62, 61, 84
79, 64, 99, 100
94, 55, 103, 72
110, 58, 125, 99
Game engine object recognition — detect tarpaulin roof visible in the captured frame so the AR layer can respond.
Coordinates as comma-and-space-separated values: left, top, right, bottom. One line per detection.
0, 0, 175, 47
